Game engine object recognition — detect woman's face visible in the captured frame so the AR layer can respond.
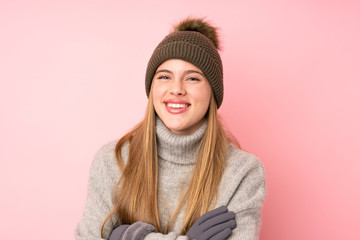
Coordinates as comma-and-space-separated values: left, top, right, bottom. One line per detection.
152, 59, 212, 135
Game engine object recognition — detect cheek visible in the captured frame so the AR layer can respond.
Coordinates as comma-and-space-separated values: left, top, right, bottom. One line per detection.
152, 84, 165, 102
152, 84, 168, 114
192, 86, 212, 105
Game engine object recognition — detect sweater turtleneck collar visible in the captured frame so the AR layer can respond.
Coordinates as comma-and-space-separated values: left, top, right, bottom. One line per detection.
155, 117, 207, 165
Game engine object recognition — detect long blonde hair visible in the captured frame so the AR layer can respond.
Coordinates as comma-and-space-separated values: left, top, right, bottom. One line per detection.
101, 90, 234, 236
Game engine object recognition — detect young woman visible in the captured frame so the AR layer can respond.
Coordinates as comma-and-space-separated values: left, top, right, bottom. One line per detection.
75, 18, 266, 240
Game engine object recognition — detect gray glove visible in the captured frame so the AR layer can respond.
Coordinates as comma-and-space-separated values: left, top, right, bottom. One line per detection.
109, 222, 156, 240
187, 206, 236, 240
109, 225, 130, 240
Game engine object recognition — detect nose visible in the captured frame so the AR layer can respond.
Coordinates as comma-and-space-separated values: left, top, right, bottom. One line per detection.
170, 79, 186, 96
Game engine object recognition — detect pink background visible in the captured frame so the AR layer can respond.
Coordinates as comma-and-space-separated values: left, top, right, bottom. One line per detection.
1, 0, 359, 239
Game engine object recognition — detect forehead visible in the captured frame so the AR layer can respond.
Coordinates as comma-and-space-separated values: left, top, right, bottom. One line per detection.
156, 59, 203, 73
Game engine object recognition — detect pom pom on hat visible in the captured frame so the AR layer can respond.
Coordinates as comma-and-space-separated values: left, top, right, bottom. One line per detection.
173, 17, 221, 50
145, 17, 224, 108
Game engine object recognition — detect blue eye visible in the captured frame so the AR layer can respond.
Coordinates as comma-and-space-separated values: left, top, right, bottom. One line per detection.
158, 75, 169, 80
188, 77, 199, 81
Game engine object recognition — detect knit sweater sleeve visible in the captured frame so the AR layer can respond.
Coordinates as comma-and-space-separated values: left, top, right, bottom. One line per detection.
219, 147, 266, 240
75, 139, 189, 240
75, 141, 120, 240
142, 148, 266, 240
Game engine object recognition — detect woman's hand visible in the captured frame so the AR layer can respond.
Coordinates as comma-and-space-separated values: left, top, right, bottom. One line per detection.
109, 225, 130, 240
109, 222, 156, 240
187, 206, 236, 240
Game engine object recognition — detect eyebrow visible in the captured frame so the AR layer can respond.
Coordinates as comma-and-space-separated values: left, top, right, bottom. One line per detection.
155, 69, 205, 78
155, 69, 172, 75
184, 70, 206, 78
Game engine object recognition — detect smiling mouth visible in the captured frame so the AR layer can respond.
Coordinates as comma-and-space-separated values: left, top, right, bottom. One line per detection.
166, 103, 190, 109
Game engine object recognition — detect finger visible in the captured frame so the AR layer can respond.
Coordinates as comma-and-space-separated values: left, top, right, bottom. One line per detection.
201, 220, 236, 240
197, 206, 228, 225
200, 211, 235, 230
208, 228, 232, 240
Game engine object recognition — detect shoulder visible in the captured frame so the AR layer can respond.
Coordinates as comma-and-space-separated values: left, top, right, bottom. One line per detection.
217, 145, 266, 211
225, 145, 265, 179
91, 140, 118, 171
91, 140, 130, 171
88, 140, 130, 186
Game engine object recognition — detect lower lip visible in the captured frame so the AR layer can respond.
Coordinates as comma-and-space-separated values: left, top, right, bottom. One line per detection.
164, 104, 190, 114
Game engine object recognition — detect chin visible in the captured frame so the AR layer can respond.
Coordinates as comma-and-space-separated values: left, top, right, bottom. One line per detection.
164, 122, 188, 134
166, 124, 186, 132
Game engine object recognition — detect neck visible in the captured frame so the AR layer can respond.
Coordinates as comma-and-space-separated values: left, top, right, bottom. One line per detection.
155, 117, 207, 165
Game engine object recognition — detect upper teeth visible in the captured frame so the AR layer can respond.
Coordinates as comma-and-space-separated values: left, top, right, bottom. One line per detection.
167, 103, 188, 108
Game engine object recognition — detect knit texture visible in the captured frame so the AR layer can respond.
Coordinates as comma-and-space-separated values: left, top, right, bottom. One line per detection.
75, 118, 266, 240
145, 31, 224, 108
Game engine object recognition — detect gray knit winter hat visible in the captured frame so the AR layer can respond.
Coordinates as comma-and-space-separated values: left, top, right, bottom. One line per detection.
145, 18, 224, 108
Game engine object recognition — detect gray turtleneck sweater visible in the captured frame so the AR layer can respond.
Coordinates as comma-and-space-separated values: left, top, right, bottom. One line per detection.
75, 118, 266, 240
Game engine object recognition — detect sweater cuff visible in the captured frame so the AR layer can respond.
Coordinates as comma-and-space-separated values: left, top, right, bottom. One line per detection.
122, 221, 157, 240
